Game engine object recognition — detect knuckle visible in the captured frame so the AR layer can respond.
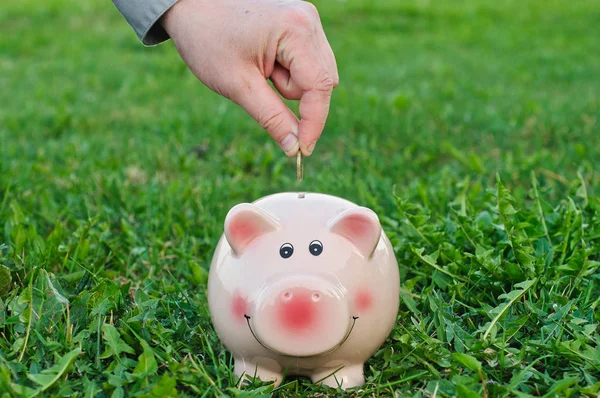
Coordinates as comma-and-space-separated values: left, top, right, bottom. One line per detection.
283, 7, 313, 29
332, 74, 340, 87
316, 73, 335, 91
301, 2, 320, 19
259, 109, 286, 133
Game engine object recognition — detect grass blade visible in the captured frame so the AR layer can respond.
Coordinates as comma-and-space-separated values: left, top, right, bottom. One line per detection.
482, 279, 537, 341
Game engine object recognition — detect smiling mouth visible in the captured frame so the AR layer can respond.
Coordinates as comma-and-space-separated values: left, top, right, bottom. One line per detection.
244, 314, 358, 358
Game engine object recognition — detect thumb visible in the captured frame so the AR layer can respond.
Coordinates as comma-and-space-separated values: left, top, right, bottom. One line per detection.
231, 73, 300, 157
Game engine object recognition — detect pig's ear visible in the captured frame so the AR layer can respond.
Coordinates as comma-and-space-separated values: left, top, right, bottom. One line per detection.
328, 207, 382, 257
225, 203, 281, 255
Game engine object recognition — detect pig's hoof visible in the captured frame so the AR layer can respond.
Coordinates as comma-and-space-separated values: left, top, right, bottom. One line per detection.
234, 357, 282, 387
311, 363, 365, 390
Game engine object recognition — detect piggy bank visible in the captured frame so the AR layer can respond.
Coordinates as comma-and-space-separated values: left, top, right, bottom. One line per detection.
208, 192, 400, 389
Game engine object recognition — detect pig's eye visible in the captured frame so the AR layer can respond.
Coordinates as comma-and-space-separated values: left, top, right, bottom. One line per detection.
280, 243, 294, 259
309, 240, 323, 256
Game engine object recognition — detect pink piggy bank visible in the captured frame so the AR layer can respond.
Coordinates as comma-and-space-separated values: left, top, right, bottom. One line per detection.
208, 192, 400, 389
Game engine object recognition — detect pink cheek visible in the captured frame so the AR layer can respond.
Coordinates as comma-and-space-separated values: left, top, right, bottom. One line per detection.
231, 294, 248, 321
354, 290, 373, 313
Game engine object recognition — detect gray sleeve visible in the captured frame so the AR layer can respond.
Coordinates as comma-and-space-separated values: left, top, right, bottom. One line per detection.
112, 0, 180, 46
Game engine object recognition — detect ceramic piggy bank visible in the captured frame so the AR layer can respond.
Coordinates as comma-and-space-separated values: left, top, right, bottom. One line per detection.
208, 192, 400, 389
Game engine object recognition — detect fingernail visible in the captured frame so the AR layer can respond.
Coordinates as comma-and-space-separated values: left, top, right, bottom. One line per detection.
306, 142, 316, 155
280, 134, 298, 153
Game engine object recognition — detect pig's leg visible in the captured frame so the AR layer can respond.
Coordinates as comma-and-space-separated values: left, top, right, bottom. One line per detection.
311, 363, 365, 389
234, 357, 283, 387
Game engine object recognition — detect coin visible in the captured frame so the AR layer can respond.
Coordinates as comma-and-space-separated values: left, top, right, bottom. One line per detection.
297, 151, 303, 181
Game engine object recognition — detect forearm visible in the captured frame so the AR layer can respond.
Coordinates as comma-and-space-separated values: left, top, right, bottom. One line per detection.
112, 0, 179, 45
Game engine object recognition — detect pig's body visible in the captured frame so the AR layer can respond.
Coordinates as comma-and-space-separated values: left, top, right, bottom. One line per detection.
208, 192, 400, 389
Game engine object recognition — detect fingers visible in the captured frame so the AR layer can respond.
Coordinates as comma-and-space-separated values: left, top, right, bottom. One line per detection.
285, 46, 335, 156
276, 3, 338, 155
301, 1, 339, 85
298, 87, 331, 155
270, 63, 303, 100
231, 73, 300, 157
313, 20, 339, 86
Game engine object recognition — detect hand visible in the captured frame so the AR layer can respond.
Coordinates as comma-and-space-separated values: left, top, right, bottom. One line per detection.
161, 0, 338, 157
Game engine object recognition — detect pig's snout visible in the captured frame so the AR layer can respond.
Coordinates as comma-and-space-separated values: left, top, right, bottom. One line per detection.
250, 276, 353, 357
277, 288, 324, 332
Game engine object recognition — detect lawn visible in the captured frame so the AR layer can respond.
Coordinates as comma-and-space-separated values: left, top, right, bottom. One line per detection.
1, 0, 599, 396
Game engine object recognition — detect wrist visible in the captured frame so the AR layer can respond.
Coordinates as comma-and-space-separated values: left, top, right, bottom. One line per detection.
161, 0, 200, 35
160, 0, 184, 34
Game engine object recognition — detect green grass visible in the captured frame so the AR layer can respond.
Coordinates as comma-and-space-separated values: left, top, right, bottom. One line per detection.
1, 0, 600, 396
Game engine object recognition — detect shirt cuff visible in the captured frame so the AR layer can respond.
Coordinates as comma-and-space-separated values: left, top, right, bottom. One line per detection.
112, 0, 180, 46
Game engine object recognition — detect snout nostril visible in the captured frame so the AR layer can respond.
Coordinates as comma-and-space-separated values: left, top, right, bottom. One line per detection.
283, 292, 292, 301
312, 293, 321, 302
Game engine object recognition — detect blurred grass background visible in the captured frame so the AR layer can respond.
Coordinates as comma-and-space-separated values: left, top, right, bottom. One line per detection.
1, 0, 599, 396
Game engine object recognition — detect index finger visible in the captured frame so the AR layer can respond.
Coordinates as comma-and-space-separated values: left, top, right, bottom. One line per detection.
277, 31, 336, 155
298, 84, 332, 155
